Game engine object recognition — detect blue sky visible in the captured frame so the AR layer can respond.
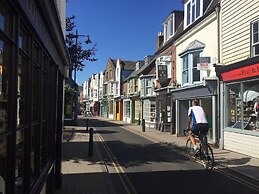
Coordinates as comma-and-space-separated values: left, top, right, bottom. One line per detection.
66, 0, 183, 85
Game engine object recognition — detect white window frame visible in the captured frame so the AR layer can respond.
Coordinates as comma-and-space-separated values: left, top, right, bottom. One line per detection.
252, 20, 259, 57
184, 0, 202, 28
164, 15, 175, 43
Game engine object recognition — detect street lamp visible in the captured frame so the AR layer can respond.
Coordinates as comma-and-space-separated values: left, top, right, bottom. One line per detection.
70, 29, 92, 82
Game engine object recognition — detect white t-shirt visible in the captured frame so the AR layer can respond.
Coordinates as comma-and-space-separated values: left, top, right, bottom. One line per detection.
188, 105, 208, 125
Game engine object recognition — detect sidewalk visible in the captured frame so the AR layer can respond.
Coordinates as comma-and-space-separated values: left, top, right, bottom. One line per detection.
57, 116, 259, 194
55, 121, 116, 194
97, 116, 259, 182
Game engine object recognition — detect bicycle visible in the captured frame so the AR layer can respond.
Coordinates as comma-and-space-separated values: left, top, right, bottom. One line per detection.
183, 128, 214, 170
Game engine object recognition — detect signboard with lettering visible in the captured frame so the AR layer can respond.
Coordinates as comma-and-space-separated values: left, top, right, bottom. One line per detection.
157, 65, 168, 79
197, 57, 212, 70
221, 63, 259, 82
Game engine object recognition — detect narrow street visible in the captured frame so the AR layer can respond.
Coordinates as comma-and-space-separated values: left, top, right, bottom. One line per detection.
89, 117, 259, 194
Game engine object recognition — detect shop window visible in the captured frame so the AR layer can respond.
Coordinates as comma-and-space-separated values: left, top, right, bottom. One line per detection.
109, 100, 113, 114
227, 81, 259, 131
143, 100, 156, 123
125, 101, 130, 117
252, 20, 259, 56
0, 38, 11, 132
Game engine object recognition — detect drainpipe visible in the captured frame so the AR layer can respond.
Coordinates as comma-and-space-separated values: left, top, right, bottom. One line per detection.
215, 4, 223, 148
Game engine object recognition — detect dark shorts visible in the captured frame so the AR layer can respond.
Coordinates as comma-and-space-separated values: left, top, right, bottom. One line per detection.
191, 123, 209, 136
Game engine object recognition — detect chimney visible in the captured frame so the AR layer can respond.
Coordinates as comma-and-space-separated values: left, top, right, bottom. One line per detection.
156, 31, 164, 50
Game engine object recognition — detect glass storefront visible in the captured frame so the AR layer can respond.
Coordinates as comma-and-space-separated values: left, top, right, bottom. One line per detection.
226, 79, 259, 131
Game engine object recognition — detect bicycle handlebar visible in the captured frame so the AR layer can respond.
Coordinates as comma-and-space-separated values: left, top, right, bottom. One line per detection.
183, 128, 190, 137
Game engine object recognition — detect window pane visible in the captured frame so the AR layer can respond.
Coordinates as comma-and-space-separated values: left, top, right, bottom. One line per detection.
254, 44, 259, 56
0, 3, 12, 34
183, 56, 188, 69
0, 12, 3, 31
253, 22, 258, 34
15, 129, 25, 193
182, 70, 188, 84
196, 0, 200, 18
19, 30, 29, 53
193, 68, 200, 82
187, 3, 191, 25
17, 54, 27, 127
32, 66, 40, 122
227, 84, 241, 128
0, 136, 6, 194
243, 81, 259, 131
30, 126, 37, 181
192, 4, 195, 23
253, 32, 258, 44
0, 39, 10, 132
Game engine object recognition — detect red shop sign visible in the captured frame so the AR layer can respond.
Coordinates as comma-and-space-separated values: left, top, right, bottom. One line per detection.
221, 63, 259, 82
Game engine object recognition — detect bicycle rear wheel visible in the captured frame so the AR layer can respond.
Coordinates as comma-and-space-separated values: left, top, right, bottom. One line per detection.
200, 144, 214, 170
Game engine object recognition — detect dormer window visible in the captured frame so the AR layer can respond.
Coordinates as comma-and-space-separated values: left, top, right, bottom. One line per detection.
164, 15, 175, 42
184, 0, 202, 28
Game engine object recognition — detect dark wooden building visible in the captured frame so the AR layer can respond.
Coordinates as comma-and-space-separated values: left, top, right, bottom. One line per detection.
0, 0, 69, 193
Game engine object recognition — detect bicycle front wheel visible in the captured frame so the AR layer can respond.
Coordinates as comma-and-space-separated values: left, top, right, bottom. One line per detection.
200, 144, 214, 170
185, 139, 195, 158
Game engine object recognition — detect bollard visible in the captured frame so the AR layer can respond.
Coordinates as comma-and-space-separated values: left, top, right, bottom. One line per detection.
142, 119, 145, 132
86, 118, 89, 132
88, 127, 93, 157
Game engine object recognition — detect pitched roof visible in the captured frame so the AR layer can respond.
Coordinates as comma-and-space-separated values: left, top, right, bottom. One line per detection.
120, 60, 137, 71
124, 58, 156, 82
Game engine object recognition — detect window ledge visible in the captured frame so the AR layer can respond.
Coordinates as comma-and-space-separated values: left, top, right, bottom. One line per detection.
224, 127, 259, 137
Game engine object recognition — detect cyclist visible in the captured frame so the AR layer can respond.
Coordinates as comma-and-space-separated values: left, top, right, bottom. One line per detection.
187, 99, 209, 153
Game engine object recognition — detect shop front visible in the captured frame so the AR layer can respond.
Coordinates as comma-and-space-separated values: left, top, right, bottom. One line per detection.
0, 0, 69, 193
171, 78, 218, 145
216, 56, 259, 158
142, 98, 156, 128
155, 87, 175, 134
123, 99, 132, 123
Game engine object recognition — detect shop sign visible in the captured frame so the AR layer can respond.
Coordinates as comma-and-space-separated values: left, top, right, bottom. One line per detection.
197, 57, 212, 70
221, 63, 259, 82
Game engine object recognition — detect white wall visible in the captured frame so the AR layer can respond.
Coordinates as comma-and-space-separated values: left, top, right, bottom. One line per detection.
175, 12, 218, 85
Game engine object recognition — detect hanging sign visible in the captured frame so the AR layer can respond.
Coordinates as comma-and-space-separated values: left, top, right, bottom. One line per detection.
157, 65, 168, 79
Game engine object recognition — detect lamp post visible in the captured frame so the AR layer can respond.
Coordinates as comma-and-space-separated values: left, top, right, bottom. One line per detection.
72, 29, 92, 82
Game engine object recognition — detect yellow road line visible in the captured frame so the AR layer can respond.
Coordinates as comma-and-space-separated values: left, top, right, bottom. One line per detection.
96, 132, 138, 194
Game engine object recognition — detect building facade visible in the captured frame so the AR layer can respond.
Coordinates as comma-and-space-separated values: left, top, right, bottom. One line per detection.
216, 0, 259, 158
172, 0, 220, 146
1, 0, 69, 193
